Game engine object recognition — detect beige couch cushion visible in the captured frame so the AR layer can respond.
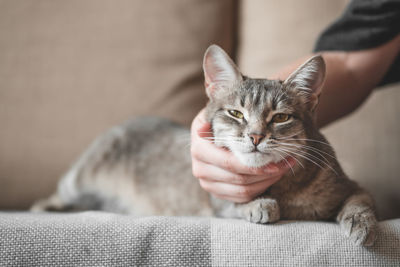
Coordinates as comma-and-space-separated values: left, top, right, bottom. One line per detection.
0, 0, 236, 209
239, 0, 399, 219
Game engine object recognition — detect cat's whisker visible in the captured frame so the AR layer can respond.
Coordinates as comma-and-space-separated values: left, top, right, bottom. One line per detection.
176, 137, 192, 143
175, 133, 192, 141
203, 138, 242, 142
203, 137, 243, 142
295, 148, 339, 176
176, 138, 192, 143
272, 147, 305, 169
273, 150, 295, 176
277, 142, 337, 161
290, 143, 336, 159
203, 136, 242, 139
278, 146, 338, 176
197, 131, 214, 134
277, 147, 327, 173
203, 138, 244, 146
276, 138, 331, 146
276, 130, 305, 140
281, 145, 334, 170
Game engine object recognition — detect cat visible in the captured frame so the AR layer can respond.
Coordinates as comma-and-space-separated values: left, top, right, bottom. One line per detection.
31, 45, 377, 247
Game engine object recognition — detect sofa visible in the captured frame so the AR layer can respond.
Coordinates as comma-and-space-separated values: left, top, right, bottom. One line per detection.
1, 0, 399, 266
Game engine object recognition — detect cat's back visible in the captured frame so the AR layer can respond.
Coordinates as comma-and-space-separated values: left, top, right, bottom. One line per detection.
58, 117, 212, 216
73, 117, 189, 175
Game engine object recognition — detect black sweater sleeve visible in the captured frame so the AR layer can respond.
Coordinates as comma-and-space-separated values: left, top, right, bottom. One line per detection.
314, 0, 400, 86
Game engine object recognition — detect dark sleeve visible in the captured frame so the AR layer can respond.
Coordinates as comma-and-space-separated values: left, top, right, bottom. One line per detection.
314, 0, 400, 86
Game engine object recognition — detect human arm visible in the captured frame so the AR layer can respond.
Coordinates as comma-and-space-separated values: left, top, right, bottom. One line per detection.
271, 34, 400, 127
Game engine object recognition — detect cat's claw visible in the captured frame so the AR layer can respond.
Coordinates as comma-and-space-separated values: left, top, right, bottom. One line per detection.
340, 210, 377, 246
242, 198, 280, 224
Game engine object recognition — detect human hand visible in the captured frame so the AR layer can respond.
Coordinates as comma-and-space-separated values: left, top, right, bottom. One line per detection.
190, 109, 296, 203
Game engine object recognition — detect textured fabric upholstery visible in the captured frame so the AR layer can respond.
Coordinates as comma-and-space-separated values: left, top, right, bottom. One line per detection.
0, 212, 399, 266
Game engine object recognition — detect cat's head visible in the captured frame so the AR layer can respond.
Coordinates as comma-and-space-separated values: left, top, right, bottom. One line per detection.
203, 45, 326, 167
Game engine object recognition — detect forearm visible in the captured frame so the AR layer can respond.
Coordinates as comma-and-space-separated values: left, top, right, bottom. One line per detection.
271, 34, 400, 128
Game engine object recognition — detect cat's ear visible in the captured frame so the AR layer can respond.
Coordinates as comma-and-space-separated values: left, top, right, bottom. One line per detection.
283, 55, 326, 111
203, 45, 242, 98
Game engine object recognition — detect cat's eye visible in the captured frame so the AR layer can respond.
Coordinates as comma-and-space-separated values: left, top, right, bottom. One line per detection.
272, 113, 291, 123
228, 110, 244, 119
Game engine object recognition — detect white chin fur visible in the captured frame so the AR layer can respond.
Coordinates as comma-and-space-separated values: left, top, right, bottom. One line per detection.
234, 151, 281, 168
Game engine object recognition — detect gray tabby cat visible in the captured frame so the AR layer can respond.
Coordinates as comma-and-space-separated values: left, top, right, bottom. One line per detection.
32, 45, 377, 246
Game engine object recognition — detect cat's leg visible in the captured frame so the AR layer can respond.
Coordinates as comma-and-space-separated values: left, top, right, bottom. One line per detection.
337, 190, 377, 246
211, 196, 280, 223
236, 198, 280, 224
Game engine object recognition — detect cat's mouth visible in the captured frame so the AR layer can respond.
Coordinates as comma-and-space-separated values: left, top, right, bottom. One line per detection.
236, 149, 278, 167
248, 149, 270, 155
249, 147, 260, 153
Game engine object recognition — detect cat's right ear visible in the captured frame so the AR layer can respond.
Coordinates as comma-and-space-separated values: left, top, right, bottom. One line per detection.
203, 45, 242, 98
283, 55, 326, 111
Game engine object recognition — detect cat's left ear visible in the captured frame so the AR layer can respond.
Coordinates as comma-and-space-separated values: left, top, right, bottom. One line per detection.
283, 55, 326, 111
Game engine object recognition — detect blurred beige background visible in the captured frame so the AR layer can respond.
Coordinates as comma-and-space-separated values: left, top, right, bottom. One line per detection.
0, 0, 399, 219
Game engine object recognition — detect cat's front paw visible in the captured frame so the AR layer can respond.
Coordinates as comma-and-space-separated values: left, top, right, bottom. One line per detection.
241, 198, 280, 224
340, 209, 377, 247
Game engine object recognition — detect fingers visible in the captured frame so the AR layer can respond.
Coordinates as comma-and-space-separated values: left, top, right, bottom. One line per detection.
191, 109, 211, 138
198, 174, 282, 203
192, 160, 276, 185
193, 158, 294, 203
192, 158, 296, 185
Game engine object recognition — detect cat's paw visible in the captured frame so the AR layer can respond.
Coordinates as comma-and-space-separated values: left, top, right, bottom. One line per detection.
340, 209, 377, 247
241, 198, 280, 224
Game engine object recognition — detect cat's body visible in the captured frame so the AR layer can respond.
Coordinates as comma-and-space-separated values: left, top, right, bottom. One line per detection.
34, 118, 213, 216
32, 45, 377, 246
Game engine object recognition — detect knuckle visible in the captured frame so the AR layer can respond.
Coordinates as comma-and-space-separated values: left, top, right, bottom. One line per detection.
191, 162, 204, 180
233, 174, 248, 185
247, 166, 263, 175
222, 158, 234, 172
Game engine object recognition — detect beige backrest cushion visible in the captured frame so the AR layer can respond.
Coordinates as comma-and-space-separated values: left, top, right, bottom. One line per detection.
239, 0, 399, 219
0, 0, 236, 209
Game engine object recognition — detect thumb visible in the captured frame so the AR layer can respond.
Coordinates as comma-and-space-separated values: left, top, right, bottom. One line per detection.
191, 109, 213, 138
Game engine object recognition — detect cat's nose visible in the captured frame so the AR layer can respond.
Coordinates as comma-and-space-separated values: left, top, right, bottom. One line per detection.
248, 133, 265, 146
